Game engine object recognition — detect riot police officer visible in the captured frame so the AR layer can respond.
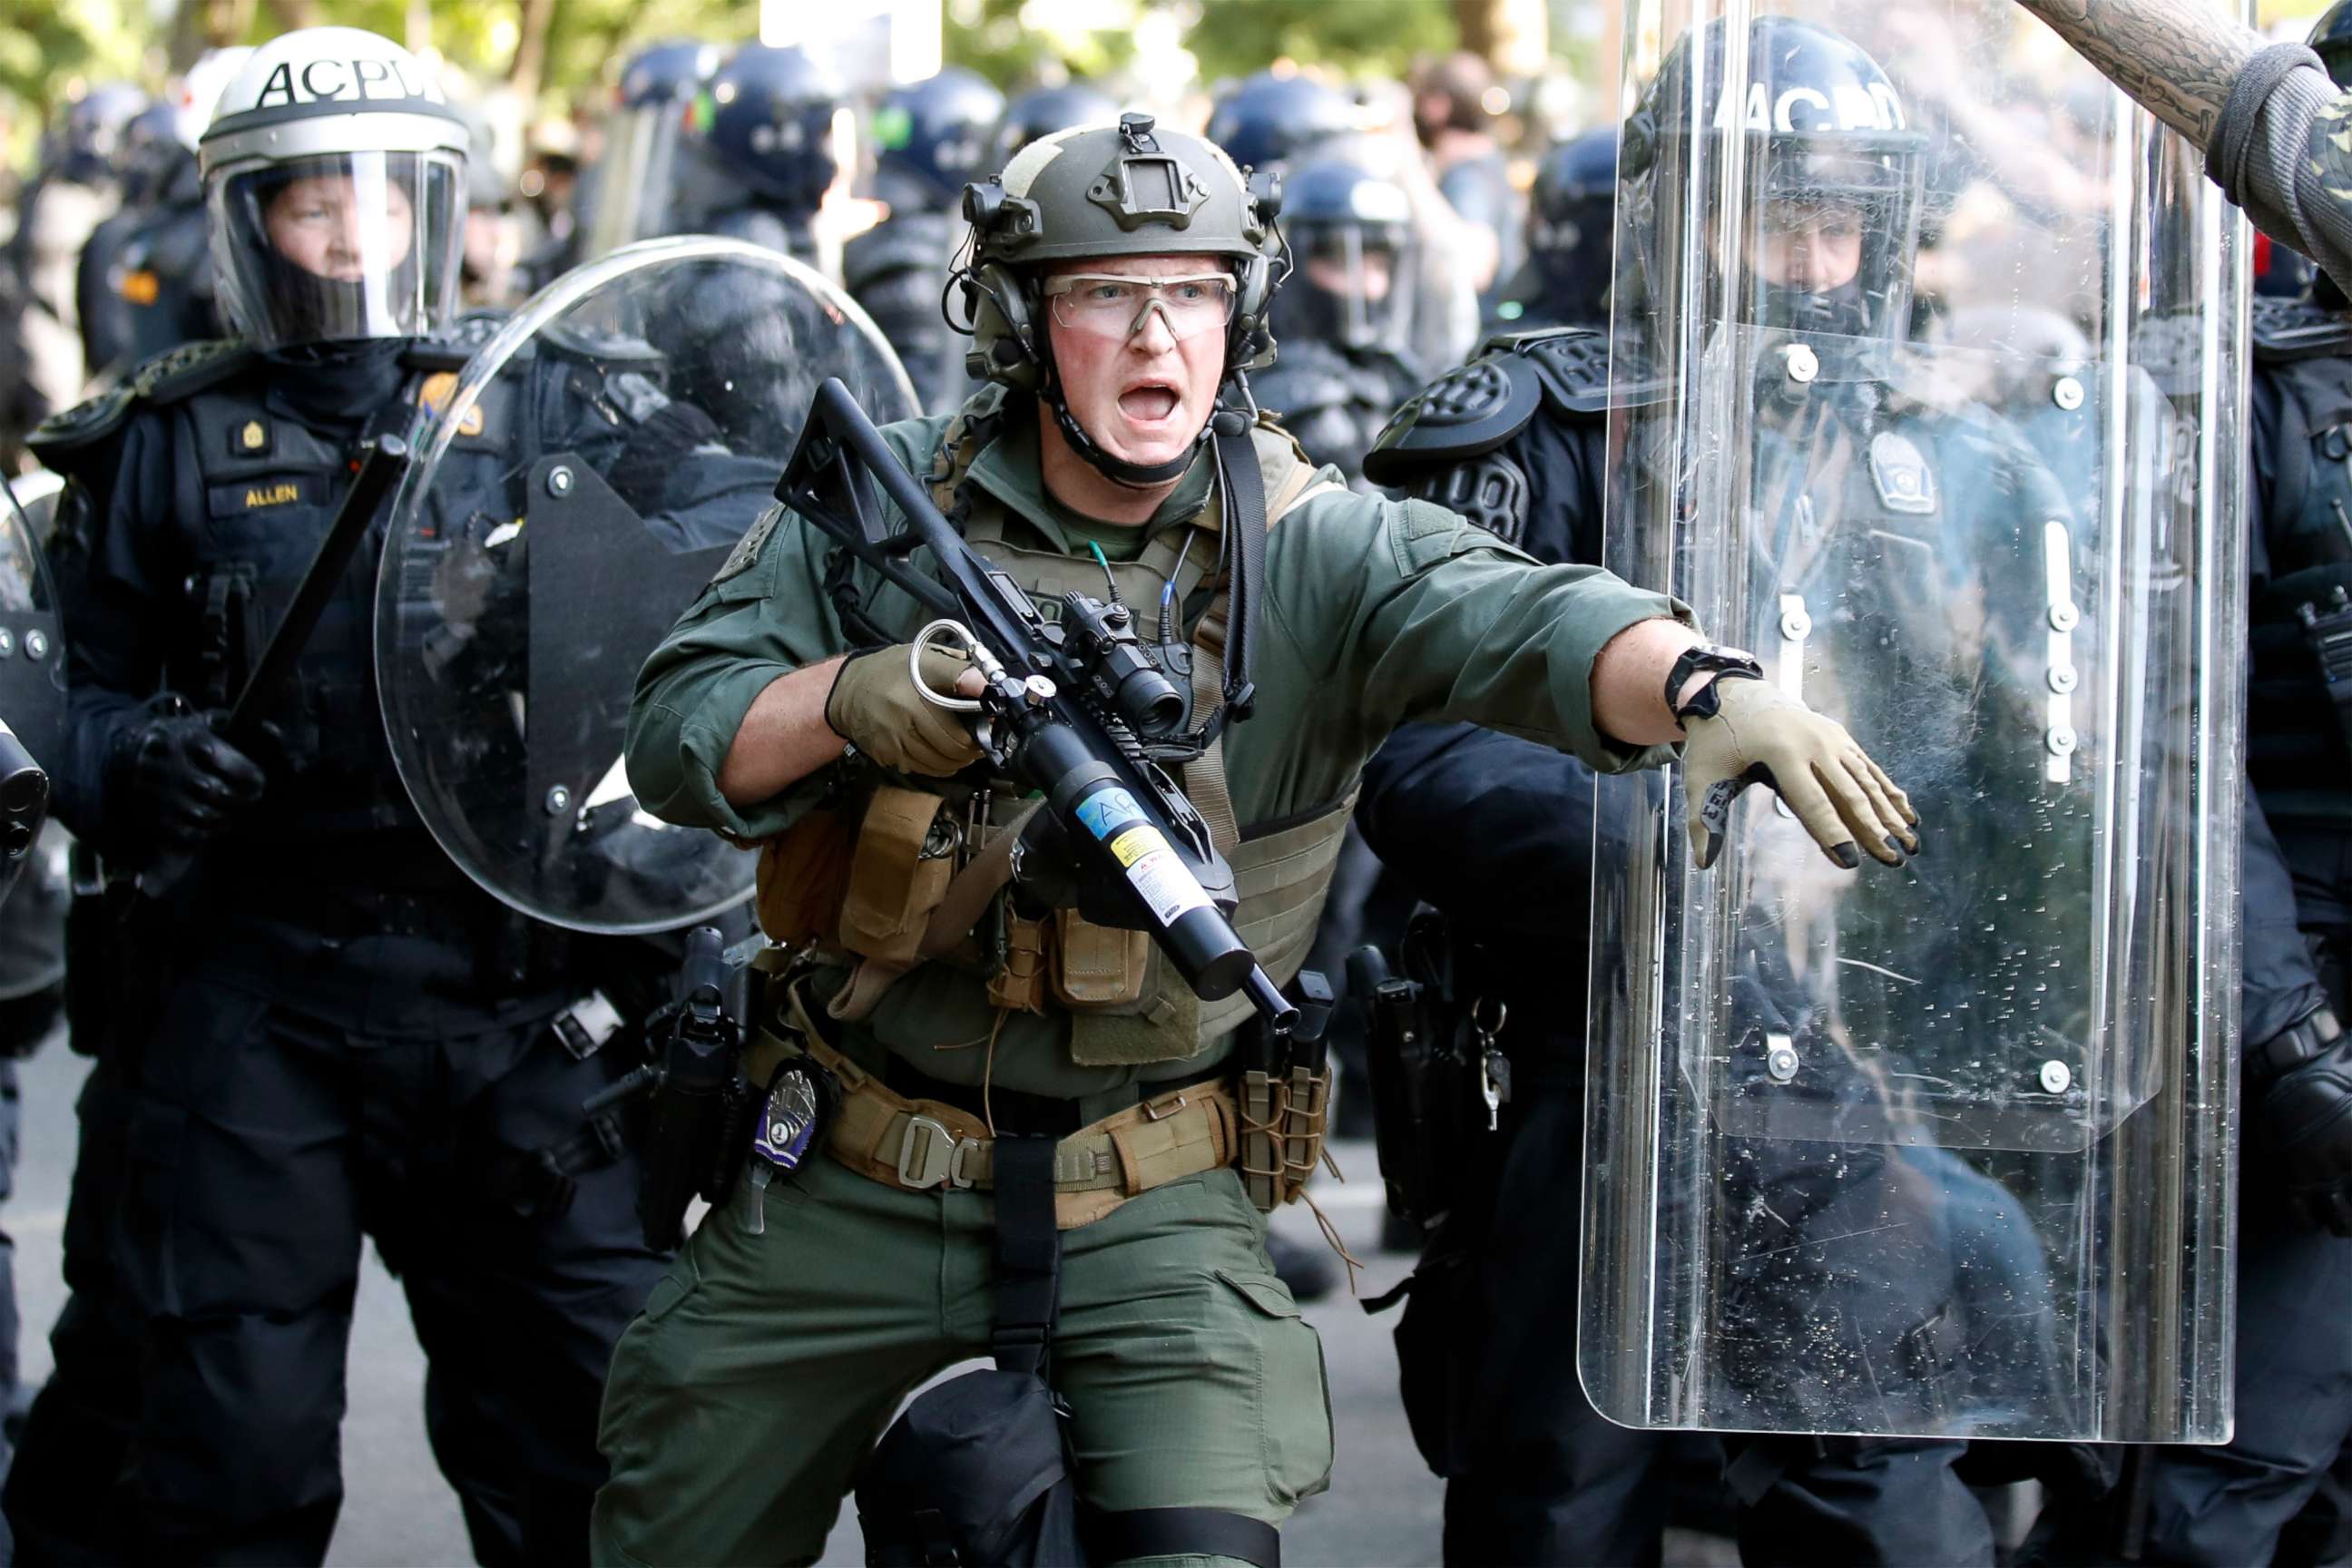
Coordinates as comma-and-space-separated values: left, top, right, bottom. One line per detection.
1490, 126, 1615, 330
1363, 16, 2193, 1563
73, 51, 254, 380
848, 67, 1005, 416
565, 39, 721, 271
0, 29, 739, 1562
672, 44, 848, 269
1248, 154, 1423, 489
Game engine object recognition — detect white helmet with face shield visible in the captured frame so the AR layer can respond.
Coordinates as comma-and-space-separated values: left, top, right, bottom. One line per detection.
199, 27, 468, 349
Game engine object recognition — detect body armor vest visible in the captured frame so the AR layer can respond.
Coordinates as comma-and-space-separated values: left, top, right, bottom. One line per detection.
2250, 304, 2352, 825
764, 397, 1355, 1065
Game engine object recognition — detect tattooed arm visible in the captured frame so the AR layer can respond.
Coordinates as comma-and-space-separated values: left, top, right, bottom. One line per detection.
2016, 0, 2352, 300
2011, 0, 2251, 143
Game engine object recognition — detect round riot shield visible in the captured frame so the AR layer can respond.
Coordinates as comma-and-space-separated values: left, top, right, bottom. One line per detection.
0, 470, 65, 905
1581, 2, 2244, 1446
376, 237, 917, 935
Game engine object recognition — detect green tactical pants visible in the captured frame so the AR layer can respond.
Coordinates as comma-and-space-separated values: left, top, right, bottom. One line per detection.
589, 1149, 1335, 1567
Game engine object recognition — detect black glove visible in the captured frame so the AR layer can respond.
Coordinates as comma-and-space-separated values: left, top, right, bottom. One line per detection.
2259, 1008, 2352, 1235
118, 709, 268, 853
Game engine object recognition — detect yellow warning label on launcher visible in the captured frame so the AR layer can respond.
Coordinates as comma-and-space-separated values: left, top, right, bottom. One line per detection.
1108, 827, 1165, 867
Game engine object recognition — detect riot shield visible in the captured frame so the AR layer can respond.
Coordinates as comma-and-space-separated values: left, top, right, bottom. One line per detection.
376, 238, 916, 935
1581, 0, 2244, 1444
0, 471, 64, 906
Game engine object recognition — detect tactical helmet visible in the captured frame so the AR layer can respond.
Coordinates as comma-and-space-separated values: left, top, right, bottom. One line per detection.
582, 40, 720, 255
2314, 0, 2352, 86
1621, 16, 1924, 348
957, 113, 1286, 483
1205, 73, 1358, 175
1268, 154, 1411, 351
874, 66, 1005, 212
200, 27, 468, 350
990, 83, 1121, 172
697, 44, 847, 216
1512, 127, 1616, 326
57, 83, 150, 185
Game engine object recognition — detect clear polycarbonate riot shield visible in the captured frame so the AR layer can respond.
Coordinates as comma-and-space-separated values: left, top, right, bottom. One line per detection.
376, 237, 917, 934
0, 471, 65, 908
1581, 0, 2245, 1443
0, 471, 65, 782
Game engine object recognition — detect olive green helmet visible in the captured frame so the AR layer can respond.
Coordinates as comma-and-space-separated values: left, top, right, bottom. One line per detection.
956, 113, 1287, 401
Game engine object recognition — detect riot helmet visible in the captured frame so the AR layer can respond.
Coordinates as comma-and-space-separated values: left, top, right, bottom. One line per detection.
1621, 16, 1925, 349
694, 44, 848, 218
957, 113, 1286, 485
116, 103, 188, 203
200, 27, 468, 350
2314, 0, 2352, 86
54, 83, 149, 185
1267, 154, 1411, 352
990, 83, 1121, 171
1513, 127, 1615, 325
873, 66, 1005, 213
1205, 73, 1359, 175
583, 40, 720, 256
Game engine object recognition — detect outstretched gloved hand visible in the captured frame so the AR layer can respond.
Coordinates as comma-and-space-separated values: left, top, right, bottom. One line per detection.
824, 643, 986, 777
1681, 676, 1919, 871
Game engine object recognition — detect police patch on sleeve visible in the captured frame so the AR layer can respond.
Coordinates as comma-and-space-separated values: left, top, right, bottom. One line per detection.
711, 504, 783, 585
1868, 430, 1937, 515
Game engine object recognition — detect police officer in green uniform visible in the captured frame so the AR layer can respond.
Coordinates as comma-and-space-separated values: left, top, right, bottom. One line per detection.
591, 114, 1920, 1567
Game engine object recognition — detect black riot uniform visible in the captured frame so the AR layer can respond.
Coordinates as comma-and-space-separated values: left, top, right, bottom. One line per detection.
847, 67, 1004, 416
1249, 156, 1424, 491
0, 33, 763, 1564
76, 104, 219, 381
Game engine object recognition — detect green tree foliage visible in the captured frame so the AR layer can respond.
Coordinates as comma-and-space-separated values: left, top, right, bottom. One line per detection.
1184, 0, 1456, 84
2, 0, 148, 138
943, 0, 1139, 92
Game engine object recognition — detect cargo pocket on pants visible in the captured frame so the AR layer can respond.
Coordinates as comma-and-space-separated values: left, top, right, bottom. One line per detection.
1215, 1268, 1335, 1508
597, 1247, 704, 1457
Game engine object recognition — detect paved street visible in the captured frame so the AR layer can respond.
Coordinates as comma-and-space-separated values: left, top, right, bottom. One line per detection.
5, 1039, 1736, 1566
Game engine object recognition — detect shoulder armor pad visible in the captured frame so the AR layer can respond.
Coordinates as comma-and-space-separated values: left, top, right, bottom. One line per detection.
29, 338, 254, 457
1496, 326, 1612, 414
1361, 346, 1544, 486
2250, 294, 2352, 364
404, 311, 511, 373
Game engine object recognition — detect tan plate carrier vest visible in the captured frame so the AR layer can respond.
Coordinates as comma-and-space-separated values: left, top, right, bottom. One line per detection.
753, 397, 1355, 1066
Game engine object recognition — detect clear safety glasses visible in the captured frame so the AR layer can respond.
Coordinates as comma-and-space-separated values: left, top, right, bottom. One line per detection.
1039, 272, 1238, 340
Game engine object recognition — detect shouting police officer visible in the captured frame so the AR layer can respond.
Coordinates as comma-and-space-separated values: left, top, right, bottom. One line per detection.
3, 29, 727, 1563
587, 111, 1917, 1566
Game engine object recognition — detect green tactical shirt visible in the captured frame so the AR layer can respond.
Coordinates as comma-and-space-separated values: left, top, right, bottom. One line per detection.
626, 404, 1690, 1099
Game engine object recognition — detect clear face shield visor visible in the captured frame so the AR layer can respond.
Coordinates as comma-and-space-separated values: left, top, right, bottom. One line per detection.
583, 103, 693, 257
1287, 221, 1411, 349
209, 149, 465, 350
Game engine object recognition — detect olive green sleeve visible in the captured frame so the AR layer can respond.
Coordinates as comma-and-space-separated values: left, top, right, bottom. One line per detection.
1262, 492, 1693, 774
623, 502, 848, 842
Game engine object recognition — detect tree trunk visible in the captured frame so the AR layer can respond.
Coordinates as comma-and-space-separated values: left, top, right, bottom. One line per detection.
509, 0, 561, 108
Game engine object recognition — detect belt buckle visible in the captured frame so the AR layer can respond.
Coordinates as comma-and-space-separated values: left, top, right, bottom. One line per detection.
897, 1114, 978, 1191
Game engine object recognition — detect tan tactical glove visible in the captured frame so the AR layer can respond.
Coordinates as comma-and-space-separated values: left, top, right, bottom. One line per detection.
1681, 676, 1920, 871
824, 644, 986, 777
